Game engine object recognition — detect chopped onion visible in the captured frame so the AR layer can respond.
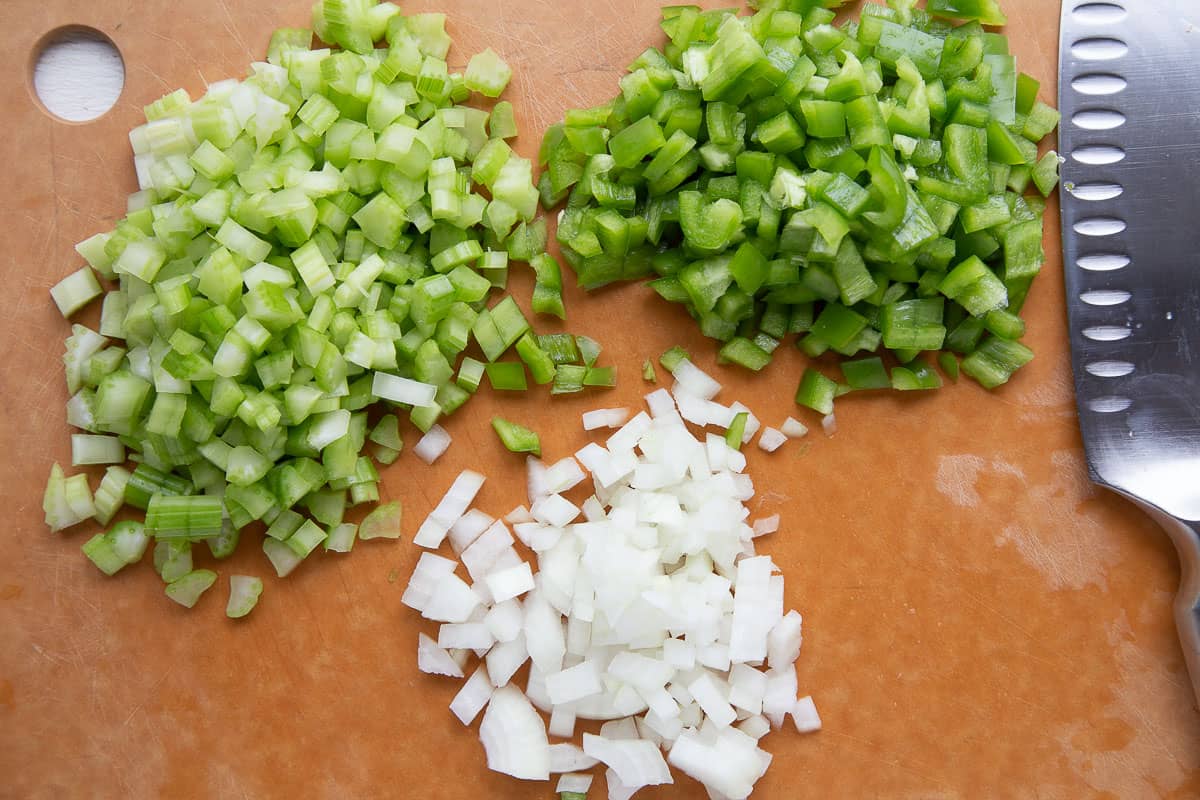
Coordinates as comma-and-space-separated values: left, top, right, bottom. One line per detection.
418, 632, 465, 678
485, 561, 535, 603
780, 417, 809, 438
450, 665, 494, 725
448, 509, 494, 553
582, 733, 673, 789
767, 610, 803, 670
415, 470, 486, 548
548, 704, 577, 739
402, 382, 815, 799
791, 696, 822, 733
687, 672, 737, 728
757, 427, 788, 453
547, 743, 599, 773
737, 714, 772, 740
485, 633, 529, 688
530, 494, 580, 527
439, 623, 495, 651
751, 514, 780, 539
526, 456, 548, 503
505, 505, 534, 524
821, 413, 838, 437
421, 575, 482, 623
644, 388, 677, 418
414, 425, 452, 464
401, 553, 457, 613
484, 598, 524, 643
671, 359, 721, 400
582, 407, 632, 430
543, 457, 587, 494
546, 659, 603, 705
479, 686, 550, 780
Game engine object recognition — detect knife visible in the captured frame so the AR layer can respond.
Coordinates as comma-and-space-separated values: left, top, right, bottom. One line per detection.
1059, 0, 1200, 701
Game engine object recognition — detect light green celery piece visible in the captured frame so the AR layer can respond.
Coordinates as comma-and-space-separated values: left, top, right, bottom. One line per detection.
325, 522, 358, 553
226, 575, 264, 618
50, 267, 103, 318
359, 500, 402, 540
165, 569, 218, 608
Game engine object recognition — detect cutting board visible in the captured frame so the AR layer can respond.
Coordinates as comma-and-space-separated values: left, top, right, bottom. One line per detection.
2, 1, 1198, 797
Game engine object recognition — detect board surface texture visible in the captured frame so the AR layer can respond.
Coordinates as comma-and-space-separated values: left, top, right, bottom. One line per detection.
1, 1, 1198, 798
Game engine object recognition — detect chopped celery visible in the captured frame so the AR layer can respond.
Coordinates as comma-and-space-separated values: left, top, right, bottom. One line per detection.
359, 501, 403, 540
43, 0, 584, 586
165, 569, 218, 608
226, 575, 264, 618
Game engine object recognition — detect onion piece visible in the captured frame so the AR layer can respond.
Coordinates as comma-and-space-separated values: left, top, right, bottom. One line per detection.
582, 407, 632, 430
751, 514, 780, 538
485, 633, 529, 688
401, 553, 457, 613
418, 632, 464, 678
414, 470, 486, 548
780, 416, 809, 438
486, 561, 536, 603
531, 494, 581, 527
644, 388, 677, 418
549, 703, 577, 739
548, 743, 599, 773
671, 359, 721, 400
438, 623, 495, 650
544, 457, 587, 494
791, 695, 822, 733
421, 575, 482, 623
505, 505, 534, 524
757, 427, 787, 452
414, 424, 452, 464
479, 685, 550, 780
484, 598, 524, 643
582, 733, 673, 789
448, 509, 494, 553
767, 609, 803, 669
821, 413, 837, 436
450, 664, 494, 725
545, 659, 603, 705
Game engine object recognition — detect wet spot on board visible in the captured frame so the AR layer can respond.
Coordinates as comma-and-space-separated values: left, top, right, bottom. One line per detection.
0, 584, 22, 600
0, 679, 13, 710
1057, 613, 1200, 795
935, 454, 986, 508
1070, 717, 1136, 752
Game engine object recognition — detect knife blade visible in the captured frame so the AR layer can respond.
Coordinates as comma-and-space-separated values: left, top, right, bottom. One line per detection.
1059, 0, 1200, 701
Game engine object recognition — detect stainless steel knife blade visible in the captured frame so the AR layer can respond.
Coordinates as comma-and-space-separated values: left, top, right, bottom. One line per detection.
1060, 0, 1200, 700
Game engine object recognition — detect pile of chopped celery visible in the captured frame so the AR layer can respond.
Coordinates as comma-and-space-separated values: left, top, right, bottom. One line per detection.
541, 0, 1061, 416
44, 0, 599, 607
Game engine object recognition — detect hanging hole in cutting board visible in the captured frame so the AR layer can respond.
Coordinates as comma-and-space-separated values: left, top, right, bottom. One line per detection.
32, 26, 124, 123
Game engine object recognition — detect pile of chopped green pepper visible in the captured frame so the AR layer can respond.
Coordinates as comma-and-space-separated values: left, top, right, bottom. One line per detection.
542, 0, 1060, 414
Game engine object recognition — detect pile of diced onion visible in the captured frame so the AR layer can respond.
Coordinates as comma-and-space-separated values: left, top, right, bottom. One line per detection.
404, 358, 818, 799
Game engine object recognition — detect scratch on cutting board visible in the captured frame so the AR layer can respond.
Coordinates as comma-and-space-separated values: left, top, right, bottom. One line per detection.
935, 454, 986, 508
938, 450, 1118, 590
1056, 611, 1197, 794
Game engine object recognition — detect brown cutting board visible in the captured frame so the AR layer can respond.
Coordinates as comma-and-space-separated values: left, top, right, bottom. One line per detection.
1, 1, 1197, 797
